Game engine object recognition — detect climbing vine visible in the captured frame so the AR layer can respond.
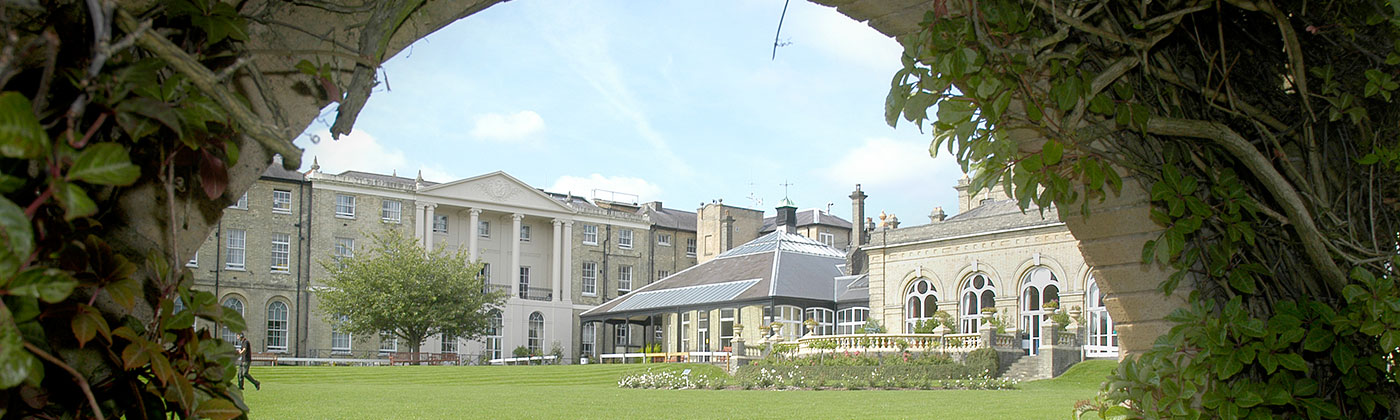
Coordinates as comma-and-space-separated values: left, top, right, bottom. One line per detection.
0, 0, 434, 418
888, 0, 1400, 417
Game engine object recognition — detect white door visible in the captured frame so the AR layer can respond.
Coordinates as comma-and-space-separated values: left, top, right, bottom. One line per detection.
1020, 267, 1060, 355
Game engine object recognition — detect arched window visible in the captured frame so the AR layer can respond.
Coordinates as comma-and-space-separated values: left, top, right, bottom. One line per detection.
266, 301, 288, 352
773, 305, 803, 341
904, 278, 938, 333
1020, 267, 1060, 354
220, 297, 244, 343
805, 307, 835, 335
1086, 276, 1118, 357
581, 322, 596, 358
836, 307, 869, 334
528, 312, 544, 354
485, 310, 502, 361
960, 273, 997, 333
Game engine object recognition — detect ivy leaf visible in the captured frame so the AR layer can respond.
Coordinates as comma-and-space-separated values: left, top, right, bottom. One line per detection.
1228, 271, 1257, 294
1303, 327, 1335, 352
195, 398, 244, 420
220, 306, 246, 333
54, 182, 97, 221
1236, 390, 1264, 408
8, 268, 77, 303
105, 277, 142, 312
116, 97, 182, 138
121, 339, 151, 370
1041, 140, 1062, 165
0, 200, 29, 279
0, 305, 43, 388
0, 91, 48, 159
884, 88, 908, 128
68, 143, 141, 186
164, 371, 196, 411
71, 303, 111, 348
1277, 353, 1308, 374
149, 353, 173, 386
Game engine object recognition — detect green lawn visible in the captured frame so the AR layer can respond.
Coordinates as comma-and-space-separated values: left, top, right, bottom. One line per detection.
242, 360, 1117, 419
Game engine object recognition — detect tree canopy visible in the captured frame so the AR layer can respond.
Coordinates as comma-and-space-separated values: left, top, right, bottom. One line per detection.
317, 231, 506, 357
888, 0, 1400, 417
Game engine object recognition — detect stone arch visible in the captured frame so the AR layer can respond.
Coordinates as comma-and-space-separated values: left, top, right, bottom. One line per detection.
1010, 256, 1072, 294
205, 0, 1178, 359
951, 261, 1007, 298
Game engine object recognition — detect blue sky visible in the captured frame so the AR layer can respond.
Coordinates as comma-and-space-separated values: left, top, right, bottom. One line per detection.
295, 0, 965, 225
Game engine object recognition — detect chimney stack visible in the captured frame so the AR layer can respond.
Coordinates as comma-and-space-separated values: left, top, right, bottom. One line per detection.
850, 184, 867, 249
929, 207, 947, 223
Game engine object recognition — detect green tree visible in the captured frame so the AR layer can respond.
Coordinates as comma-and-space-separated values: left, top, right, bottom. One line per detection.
317, 231, 506, 363
888, 0, 1400, 417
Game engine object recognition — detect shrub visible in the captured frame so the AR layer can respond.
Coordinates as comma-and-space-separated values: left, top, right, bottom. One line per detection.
966, 348, 1000, 378
618, 365, 730, 389
512, 346, 531, 358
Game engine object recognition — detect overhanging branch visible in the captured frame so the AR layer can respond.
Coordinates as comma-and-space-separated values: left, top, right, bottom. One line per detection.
1145, 117, 1347, 293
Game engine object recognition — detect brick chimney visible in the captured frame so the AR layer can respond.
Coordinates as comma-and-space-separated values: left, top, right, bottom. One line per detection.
850, 185, 867, 248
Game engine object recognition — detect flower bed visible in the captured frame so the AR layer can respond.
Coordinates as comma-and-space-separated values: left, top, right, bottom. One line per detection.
732, 365, 1016, 390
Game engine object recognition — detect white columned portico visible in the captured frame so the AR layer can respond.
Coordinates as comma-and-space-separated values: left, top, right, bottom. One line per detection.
510, 213, 523, 299
468, 208, 482, 260
561, 221, 573, 302
423, 204, 436, 252
551, 220, 562, 302
414, 204, 426, 242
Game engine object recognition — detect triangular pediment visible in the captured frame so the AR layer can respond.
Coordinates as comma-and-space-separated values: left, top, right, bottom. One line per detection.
418, 171, 574, 213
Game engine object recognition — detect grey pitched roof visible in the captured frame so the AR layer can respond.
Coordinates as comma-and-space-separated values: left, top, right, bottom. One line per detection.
760, 209, 852, 232
261, 162, 306, 182
867, 199, 1061, 248
333, 170, 439, 187
835, 274, 869, 305
580, 231, 847, 320
643, 206, 697, 232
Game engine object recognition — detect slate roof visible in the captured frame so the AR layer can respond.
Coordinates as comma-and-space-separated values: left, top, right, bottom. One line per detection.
760, 209, 852, 233
643, 206, 698, 232
261, 161, 306, 182
867, 199, 1061, 248
580, 231, 847, 320
334, 170, 439, 187
835, 274, 869, 305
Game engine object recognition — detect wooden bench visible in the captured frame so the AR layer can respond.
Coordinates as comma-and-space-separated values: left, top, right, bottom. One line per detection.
388, 352, 460, 365
250, 352, 280, 365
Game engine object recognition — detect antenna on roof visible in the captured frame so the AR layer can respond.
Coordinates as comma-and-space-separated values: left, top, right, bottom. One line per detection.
746, 182, 763, 208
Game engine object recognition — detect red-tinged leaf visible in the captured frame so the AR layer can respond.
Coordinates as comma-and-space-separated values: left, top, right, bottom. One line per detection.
121, 340, 151, 370
149, 353, 173, 386
104, 277, 141, 312
116, 97, 182, 136
194, 398, 244, 420
71, 304, 110, 348
165, 373, 196, 412
199, 148, 228, 200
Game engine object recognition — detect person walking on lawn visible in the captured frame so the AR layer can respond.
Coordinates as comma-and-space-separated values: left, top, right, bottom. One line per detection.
237, 332, 261, 390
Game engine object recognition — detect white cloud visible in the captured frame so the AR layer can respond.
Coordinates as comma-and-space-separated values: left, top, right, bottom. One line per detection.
820, 137, 964, 215
548, 174, 662, 203
529, 3, 694, 176
295, 130, 458, 182
470, 110, 545, 142
799, 7, 903, 70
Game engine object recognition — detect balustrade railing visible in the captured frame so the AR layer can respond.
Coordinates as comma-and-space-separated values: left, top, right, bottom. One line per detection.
518, 286, 553, 301
1056, 331, 1079, 346
795, 333, 986, 355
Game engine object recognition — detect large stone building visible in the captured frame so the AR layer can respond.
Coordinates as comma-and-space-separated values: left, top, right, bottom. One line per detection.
863, 178, 1117, 358
579, 178, 1119, 369
190, 163, 851, 363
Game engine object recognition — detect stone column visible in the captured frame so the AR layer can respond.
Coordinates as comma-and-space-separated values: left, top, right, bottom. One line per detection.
468, 209, 481, 260
414, 204, 426, 242
511, 213, 523, 299
423, 204, 436, 252
561, 221, 573, 303
551, 219, 562, 302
